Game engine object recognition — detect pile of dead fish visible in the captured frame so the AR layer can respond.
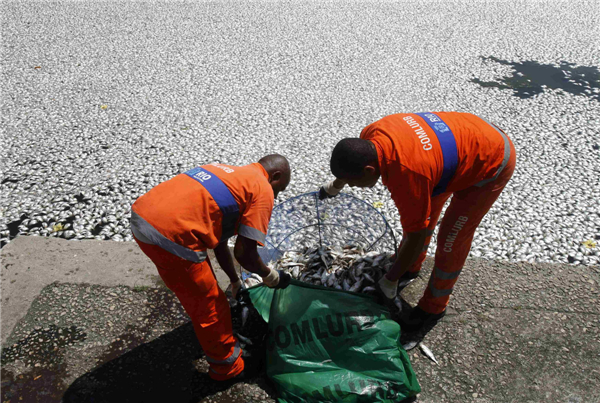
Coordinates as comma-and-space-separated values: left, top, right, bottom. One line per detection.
243, 246, 394, 295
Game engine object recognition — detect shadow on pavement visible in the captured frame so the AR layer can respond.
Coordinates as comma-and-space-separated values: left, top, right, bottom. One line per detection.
62, 322, 248, 403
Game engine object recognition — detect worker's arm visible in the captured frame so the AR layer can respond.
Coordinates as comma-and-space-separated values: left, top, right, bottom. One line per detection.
213, 241, 243, 297
234, 235, 291, 288
387, 229, 428, 280
319, 178, 347, 200
378, 228, 428, 299
213, 241, 240, 283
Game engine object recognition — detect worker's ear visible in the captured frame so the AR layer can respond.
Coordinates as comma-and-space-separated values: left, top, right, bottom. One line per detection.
364, 165, 376, 176
271, 171, 282, 183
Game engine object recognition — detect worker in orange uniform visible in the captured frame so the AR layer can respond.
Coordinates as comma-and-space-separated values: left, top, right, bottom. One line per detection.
320, 112, 516, 336
130, 154, 292, 381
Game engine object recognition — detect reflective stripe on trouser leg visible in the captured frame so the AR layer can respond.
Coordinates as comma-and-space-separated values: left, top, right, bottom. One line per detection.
418, 138, 516, 315
405, 193, 452, 274
132, 239, 244, 380
422, 266, 462, 306
205, 340, 242, 365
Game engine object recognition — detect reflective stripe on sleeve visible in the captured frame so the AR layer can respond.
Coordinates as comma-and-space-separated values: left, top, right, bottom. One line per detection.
475, 120, 511, 187
238, 224, 267, 244
130, 211, 207, 263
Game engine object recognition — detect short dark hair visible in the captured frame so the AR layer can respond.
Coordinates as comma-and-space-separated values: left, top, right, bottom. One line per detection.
330, 138, 377, 179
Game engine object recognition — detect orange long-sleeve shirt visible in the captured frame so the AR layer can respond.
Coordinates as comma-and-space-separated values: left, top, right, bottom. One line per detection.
360, 112, 508, 232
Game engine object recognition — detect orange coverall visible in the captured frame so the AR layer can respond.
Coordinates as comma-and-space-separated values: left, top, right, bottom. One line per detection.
130, 162, 274, 380
361, 112, 516, 314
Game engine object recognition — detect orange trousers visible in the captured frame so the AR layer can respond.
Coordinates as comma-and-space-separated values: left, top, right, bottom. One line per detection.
134, 238, 244, 380
406, 139, 517, 314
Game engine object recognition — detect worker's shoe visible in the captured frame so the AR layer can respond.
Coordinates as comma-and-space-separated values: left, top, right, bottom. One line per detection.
399, 306, 445, 334
244, 348, 263, 371
214, 353, 262, 385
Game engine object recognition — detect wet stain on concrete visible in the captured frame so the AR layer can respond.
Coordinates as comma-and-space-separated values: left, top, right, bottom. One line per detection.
1, 325, 85, 402
93, 287, 187, 367
1, 367, 68, 403
472, 57, 600, 100
1, 325, 87, 366
93, 326, 147, 367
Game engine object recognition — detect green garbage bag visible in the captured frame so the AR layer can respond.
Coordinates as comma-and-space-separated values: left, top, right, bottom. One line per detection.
246, 280, 421, 402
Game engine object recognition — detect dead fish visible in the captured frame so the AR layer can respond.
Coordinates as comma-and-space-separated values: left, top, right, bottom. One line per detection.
235, 333, 253, 346
402, 340, 419, 351
291, 266, 301, 278
373, 254, 383, 263
320, 255, 330, 270
327, 274, 337, 287
362, 286, 376, 292
419, 343, 438, 364
363, 272, 375, 283
349, 278, 364, 293
241, 306, 250, 327
393, 297, 403, 312
282, 262, 304, 267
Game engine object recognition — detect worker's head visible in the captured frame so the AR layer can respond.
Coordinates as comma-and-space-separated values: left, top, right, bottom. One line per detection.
330, 138, 380, 188
259, 154, 291, 198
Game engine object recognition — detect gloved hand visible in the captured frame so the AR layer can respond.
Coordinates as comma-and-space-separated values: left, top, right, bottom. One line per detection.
318, 180, 343, 200
261, 268, 292, 289
231, 279, 243, 299
377, 275, 399, 300
274, 270, 291, 289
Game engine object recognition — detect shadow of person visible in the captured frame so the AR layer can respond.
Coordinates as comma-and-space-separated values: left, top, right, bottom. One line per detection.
62, 322, 245, 403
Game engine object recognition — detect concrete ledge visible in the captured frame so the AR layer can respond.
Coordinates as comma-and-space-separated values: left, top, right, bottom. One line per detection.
1, 235, 599, 402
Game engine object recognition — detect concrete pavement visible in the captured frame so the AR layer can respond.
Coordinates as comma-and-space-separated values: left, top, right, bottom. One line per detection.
1, 236, 599, 402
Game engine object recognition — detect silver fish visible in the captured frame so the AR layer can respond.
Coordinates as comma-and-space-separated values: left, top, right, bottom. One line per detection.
282, 262, 304, 267
292, 266, 301, 278
402, 340, 419, 351
327, 274, 337, 287
419, 343, 438, 364
349, 278, 364, 293
393, 297, 403, 312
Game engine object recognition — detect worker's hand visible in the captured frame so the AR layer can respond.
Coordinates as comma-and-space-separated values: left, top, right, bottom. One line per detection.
261, 268, 292, 289
231, 279, 243, 299
318, 180, 343, 200
274, 270, 291, 289
377, 275, 399, 300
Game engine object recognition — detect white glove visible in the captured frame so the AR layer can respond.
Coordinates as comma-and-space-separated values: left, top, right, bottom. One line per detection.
378, 276, 399, 299
261, 268, 280, 287
231, 279, 243, 299
322, 180, 343, 197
